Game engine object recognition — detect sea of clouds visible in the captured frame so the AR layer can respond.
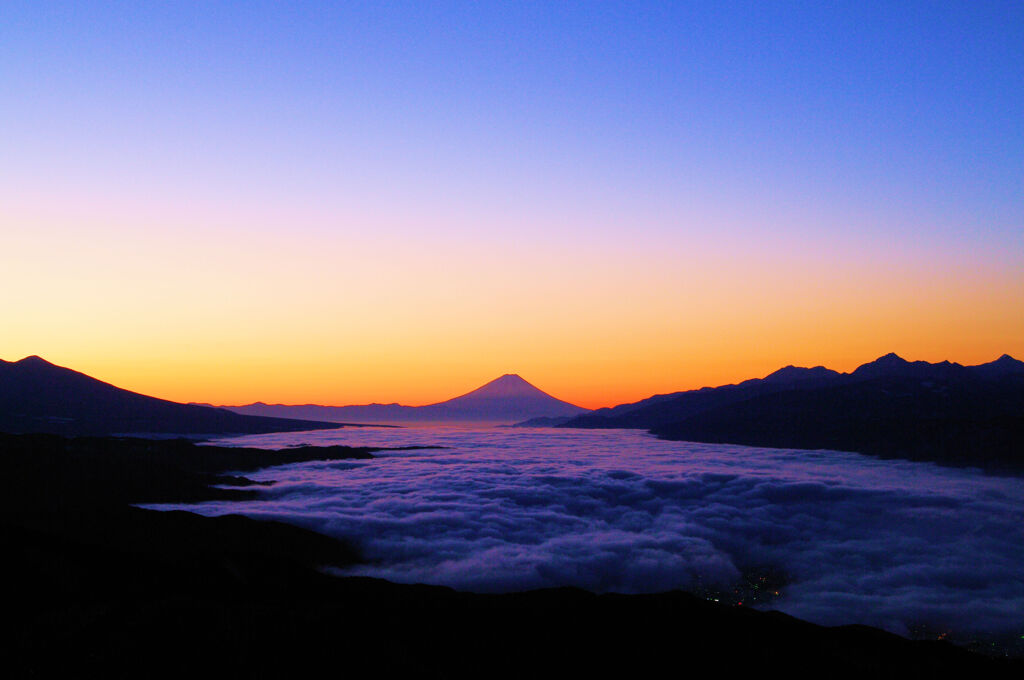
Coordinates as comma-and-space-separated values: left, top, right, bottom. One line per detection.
149, 427, 1024, 645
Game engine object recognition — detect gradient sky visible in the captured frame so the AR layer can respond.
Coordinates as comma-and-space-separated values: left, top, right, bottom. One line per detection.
2, 1, 1022, 409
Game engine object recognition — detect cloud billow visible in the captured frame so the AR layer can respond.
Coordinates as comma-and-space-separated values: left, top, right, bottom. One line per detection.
158, 429, 1024, 644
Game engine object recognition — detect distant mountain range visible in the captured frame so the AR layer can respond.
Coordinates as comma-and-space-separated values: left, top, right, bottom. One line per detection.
5, 352, 1021, 468
558, 353, 1024, 470
0, 356, 342, 437
219, 374, 589, 425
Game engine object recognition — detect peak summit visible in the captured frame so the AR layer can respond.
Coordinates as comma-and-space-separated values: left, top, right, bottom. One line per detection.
468, 374, 544, 398
762, 365, 840, 385
491, 373, 528, 385
421, 373, 587, 420
874, 352, 907, 363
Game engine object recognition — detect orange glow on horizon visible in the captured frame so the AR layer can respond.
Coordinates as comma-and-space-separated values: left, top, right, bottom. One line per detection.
4, 3, 1023, 417
5, 340, 1023, 412
4, 209, 1022, 411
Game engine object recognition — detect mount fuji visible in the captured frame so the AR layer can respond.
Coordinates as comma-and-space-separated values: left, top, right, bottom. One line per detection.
223, 374, 589, 425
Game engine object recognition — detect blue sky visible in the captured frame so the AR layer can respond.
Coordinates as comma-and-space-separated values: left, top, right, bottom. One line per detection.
2, 1, 1022, 404
5, 1, 1020, 237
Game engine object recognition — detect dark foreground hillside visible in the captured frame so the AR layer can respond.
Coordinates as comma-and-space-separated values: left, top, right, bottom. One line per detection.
3, 434, 1019, 678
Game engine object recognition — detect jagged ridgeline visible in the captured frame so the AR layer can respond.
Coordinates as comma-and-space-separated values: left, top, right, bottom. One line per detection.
559, 354, 1024, 470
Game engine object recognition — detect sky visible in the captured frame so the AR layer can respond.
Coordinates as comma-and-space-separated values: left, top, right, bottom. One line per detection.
2, 1, 1022, 409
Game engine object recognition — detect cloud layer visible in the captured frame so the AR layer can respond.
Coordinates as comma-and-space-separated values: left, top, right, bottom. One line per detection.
155, 427, 1024, 645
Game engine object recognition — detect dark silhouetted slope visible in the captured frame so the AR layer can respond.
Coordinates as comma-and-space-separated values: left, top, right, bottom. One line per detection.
653, 374, 1024, 469
562, 364, 843, 429
562, 355, 1024, 469
227, 373, 589, 424
0, 356, 342, 436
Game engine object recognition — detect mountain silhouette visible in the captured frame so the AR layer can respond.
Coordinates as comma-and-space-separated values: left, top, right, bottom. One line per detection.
761, 365, 842, 384
559, 354, 1024, 470
226, 373, 588, 425
556, 364, 845, 430
0, 356, 342, 436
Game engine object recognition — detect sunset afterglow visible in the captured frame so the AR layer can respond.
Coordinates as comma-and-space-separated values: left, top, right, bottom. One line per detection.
5, 4, 1024, 670
3, 2, 1021, 409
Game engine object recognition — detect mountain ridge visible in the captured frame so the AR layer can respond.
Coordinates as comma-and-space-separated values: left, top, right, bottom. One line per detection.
0, 356, 344, 437
563, 354, 1024, 425
557, 353, 1024, 470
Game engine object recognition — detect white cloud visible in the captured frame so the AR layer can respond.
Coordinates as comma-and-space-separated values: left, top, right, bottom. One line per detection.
151, 428, 1024, 645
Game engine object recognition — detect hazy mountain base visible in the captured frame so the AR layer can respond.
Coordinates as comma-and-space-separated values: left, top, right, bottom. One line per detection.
3, 434, 1019, 678
508, 415, 577, 427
